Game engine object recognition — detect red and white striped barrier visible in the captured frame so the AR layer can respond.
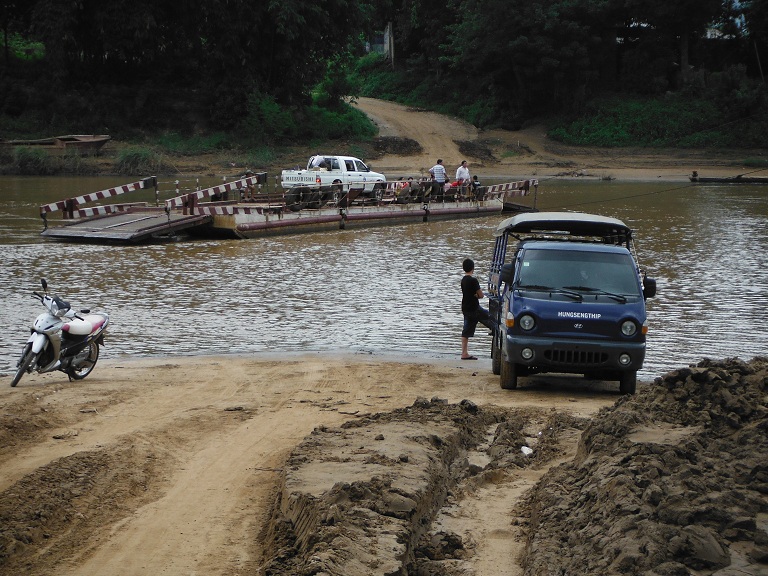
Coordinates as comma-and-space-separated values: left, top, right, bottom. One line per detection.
70, 204, 138, 218
164, 174, 267, 208
39, 177, 157, 216
484, 179, 538, 200
192, 205, 274, 216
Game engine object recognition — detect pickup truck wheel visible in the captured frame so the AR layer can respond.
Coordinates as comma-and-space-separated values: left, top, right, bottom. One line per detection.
286, 187, 308, 212
306, 190, 323, 209
500, 358, 517, 390
619, 371, 637, 394
491, 331, 501, 375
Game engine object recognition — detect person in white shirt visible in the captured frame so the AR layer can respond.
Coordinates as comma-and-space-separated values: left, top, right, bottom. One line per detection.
429, 159, 448, 200
456, 160, 470, 183
456, 160, 470, 199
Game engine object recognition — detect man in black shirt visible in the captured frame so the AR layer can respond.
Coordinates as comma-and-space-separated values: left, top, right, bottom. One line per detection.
461, 258, 494, 360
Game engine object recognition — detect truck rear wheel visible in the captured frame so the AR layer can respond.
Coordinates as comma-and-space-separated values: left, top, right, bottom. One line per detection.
306, 189, 324, 209
500, 358, 517, 390
285, 187, 308, 211
619, 371, 637, 394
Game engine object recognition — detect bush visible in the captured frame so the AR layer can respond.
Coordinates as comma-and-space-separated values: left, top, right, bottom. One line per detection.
2, 32, 45, 61
0, 145, 101, 175
239, 92, 298, 143
12, 147, 55, 175
115, 146, 169, 175
547, 94, 768, 148
315, 51, 360, 110
303, 104, 376, 140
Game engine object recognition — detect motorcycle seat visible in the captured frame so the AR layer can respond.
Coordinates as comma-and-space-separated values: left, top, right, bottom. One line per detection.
62, 314, 106, 336
84, 314, 107, 331
62, 318, 93, 336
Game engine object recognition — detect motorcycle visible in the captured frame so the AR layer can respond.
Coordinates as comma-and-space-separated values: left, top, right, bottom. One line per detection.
10, 278, 109, 387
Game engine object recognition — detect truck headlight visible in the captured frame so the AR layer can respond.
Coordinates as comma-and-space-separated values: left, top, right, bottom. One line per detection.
519, 314, 535, 331
621, 320, 637, 336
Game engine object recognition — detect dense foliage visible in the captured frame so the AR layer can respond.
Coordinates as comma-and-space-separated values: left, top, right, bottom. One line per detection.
0, 0, 377, 141
364, 0, 768, 146
1, 0, 766, 148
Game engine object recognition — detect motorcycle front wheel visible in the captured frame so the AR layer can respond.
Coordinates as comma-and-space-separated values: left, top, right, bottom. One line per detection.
11, 348, 39, 387
68, 342, 99, 380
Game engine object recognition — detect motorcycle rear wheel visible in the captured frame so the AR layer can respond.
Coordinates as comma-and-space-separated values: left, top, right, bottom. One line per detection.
11, 348, 38, 387
68, 342, 99, 380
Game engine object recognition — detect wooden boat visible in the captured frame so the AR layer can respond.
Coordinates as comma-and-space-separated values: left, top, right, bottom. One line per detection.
689, 172, 768, 184
1, 134, 110, 154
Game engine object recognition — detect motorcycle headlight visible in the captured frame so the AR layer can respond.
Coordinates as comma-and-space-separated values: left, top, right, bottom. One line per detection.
51, 298, 70, 317
621, 320, 638, 336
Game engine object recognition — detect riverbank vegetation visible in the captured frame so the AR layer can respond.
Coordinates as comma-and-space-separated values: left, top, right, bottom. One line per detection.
1, 0, 766, 175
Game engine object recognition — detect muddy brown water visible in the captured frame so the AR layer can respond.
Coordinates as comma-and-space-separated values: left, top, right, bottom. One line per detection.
1, 175, 767, 383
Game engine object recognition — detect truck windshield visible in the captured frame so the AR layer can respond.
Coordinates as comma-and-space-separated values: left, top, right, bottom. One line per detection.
517, 249, 641, 297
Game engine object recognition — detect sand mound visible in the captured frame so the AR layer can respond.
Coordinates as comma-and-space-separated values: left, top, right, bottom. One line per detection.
258, 358, 768, 575
523, 357, 768, 575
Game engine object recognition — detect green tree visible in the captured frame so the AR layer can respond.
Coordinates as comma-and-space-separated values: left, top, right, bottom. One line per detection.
18, 0, 378, 128
622, 0, 725, 85
742, 0, 768, 81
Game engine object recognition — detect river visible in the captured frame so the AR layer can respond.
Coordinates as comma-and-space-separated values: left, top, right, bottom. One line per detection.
1, 175, 767, 384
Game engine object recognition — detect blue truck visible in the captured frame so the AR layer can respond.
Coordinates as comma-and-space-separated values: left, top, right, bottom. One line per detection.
487, 212, 656, 394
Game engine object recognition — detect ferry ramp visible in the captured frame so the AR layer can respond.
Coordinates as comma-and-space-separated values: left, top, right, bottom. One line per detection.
40, 211, 212, 243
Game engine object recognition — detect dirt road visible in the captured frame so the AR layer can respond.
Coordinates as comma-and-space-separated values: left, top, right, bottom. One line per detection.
352, 97, 479, 176
352, 97, 756, 181
0, 355, 618, 575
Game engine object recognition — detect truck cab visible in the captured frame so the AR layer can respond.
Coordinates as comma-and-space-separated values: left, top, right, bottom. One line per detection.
487, 212, 656, 394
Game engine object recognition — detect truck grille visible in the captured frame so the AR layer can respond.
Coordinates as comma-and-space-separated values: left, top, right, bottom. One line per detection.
544, 349, 608, 367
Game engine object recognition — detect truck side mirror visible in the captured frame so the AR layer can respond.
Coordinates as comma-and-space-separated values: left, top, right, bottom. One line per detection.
643, 276, 657, 299
500, 263, 515, 285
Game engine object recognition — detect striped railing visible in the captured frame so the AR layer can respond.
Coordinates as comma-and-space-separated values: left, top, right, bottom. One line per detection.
483, 179, 538, 201
164, 173, 266, 209
39, 177, 157, 217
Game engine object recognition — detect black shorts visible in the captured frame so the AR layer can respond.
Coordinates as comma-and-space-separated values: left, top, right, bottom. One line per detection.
462, 307, 493, 338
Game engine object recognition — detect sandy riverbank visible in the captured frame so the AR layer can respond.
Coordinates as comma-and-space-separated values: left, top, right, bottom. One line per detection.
351, 98, 767, 182
92, 97, 766, 184
2, 354, 766, 575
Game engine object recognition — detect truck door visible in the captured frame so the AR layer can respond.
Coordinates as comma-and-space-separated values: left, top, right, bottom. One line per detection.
353, 159, 373, 190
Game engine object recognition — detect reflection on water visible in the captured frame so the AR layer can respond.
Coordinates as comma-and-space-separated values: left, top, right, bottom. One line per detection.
1, 176, 767, 383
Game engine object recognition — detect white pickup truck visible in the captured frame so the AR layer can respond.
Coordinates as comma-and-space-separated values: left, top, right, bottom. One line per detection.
280, 155, 386, 210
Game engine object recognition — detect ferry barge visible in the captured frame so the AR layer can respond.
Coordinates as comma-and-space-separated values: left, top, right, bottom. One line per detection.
38, 174, 539, 244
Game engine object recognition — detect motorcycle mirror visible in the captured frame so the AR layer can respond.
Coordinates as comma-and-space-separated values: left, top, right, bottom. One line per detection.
41, 278, 48, 292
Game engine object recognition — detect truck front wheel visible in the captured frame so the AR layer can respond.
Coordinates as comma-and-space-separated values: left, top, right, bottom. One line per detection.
619, 371, 637, 394
500, 358, 518, 390
491, 330, 501, 376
